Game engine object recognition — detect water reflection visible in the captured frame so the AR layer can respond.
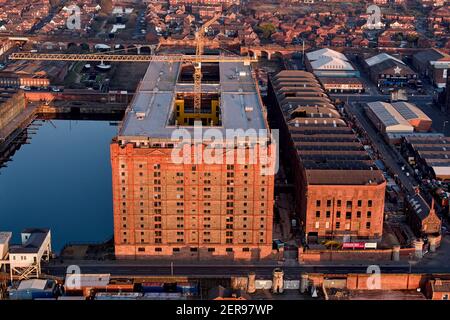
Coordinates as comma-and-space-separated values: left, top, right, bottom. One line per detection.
0, 117, 119, 252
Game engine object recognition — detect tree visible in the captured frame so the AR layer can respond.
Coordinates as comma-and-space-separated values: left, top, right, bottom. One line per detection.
406, 34, 419, 43
257, 23, 275, 40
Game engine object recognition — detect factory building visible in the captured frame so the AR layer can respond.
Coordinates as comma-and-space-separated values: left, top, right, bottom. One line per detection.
401, 136, 450, 181
364, 53, 418, 88
111, 59, 276, 260
305, 48, 360, 78
391, 102, 432, 132
366, 101, 432, 137
318, 77, 364, 94
366, 101, 414, 134
267, 70, 386, 243
413, 49, 450, 89
0, 60, 68, 89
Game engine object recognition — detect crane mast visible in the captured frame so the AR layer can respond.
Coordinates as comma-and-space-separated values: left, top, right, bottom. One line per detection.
193, 13, 221, 110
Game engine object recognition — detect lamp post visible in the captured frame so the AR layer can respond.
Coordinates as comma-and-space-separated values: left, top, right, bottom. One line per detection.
443, 121, 449, 134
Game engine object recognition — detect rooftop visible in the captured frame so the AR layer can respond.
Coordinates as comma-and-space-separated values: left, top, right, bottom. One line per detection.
366, 101, 414, 130
306, 48, 349, 62
365, 53, 405, 67
271, 70, 384, 186
9, 228, 50, 254
391, 101, 431, 122
118, 58, 267, 141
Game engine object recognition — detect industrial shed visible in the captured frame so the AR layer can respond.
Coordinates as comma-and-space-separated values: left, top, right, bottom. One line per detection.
366, 101, 414, 134
391, 102, 432, 132
305, 48, 360, 78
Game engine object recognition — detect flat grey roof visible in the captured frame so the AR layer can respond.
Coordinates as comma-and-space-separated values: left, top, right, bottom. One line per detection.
119, 58, 267, 141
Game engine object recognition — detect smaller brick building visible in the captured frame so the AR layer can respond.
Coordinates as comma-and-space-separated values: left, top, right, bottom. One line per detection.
413, 49, 450, 89
405, 194, 441, 237
267, 71, 386, 244
426, 279, 450, 300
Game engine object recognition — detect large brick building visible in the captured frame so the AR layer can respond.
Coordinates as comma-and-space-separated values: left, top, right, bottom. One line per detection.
267, 71, 386, 243
111, 59, 275, 260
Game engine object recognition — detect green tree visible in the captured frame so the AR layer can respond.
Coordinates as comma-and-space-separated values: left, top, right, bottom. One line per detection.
258, 23, 276, 40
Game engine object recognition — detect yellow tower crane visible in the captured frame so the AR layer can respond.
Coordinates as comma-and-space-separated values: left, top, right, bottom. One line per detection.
193, 13, 221, 110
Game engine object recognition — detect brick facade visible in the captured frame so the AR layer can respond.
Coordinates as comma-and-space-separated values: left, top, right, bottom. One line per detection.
111, 142, 275, 260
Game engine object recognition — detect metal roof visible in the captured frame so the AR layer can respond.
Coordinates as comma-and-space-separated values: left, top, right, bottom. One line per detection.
119, 59, 267, 140
366, 101, 414, 131
365, 53, 405, 67
306, 48, 349, 62
391, 101, 431, 122
271, 70, 384, 185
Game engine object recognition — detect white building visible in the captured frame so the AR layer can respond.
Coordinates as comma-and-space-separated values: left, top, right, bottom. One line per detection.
306, 48, 360, 78
8, 229, 51, 281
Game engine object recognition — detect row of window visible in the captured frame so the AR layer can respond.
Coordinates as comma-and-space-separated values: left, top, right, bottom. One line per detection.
121, 208, 268, 215
136, 247, 254, 253
315, 199, 373, 208
314, 221, 372, 229
315, 211, 372, 219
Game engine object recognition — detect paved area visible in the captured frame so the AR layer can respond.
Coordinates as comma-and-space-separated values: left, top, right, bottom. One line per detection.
343, 100, 417, 195
417, 235, 450, 269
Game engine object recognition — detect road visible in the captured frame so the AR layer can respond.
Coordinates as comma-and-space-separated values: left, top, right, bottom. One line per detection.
339, 97, 419, 195
41, 260, 450, 278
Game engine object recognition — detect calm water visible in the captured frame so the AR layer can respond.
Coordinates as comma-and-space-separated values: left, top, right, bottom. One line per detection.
0, 119, 118, 252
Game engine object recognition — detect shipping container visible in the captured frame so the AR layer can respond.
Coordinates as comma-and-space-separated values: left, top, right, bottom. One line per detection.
58, 296, 87, 300
142, 292, 186, 300
8, 279, 56, 300
176, 282, 199, 296
95, 292, 143, 300
141, 282, 165, 293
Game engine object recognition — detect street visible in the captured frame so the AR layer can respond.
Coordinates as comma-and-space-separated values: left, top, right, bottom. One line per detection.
41, 259, 450, 278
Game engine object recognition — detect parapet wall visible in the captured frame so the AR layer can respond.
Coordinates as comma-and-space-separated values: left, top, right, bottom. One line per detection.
298, 247, 416, 263
307, 273, 428, 291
